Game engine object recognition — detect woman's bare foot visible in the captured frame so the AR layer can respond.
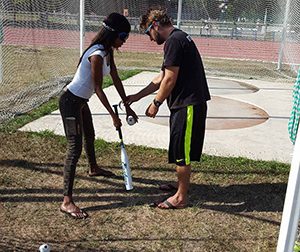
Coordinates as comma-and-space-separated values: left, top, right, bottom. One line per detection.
60, 200, 88, 219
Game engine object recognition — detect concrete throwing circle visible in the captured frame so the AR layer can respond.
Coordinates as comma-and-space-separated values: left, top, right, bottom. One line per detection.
206, 96, 268, 130
137, 78, 268, 130
208, 78, 259, 95
207, 78, 268, 129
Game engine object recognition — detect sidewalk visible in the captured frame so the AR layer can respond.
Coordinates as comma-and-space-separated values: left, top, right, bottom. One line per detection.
19, 71, 294, 163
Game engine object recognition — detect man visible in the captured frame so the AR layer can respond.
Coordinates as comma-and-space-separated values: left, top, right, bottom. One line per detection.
127, 9, 210, 209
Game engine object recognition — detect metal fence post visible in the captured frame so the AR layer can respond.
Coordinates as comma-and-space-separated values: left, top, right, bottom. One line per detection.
80, 0, 85, 56
177, 0, 183, 29
277, 0, 291, 70
0, 9, 3, 84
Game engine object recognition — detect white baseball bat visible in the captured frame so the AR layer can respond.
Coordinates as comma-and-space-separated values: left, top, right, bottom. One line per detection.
113, 104, 133, 190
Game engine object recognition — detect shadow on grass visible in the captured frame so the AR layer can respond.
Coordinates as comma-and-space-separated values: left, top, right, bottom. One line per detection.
0, 159, 286, 225
0, 234, 271, 252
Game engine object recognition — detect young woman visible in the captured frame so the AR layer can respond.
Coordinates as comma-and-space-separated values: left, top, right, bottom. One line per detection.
59, 13, 138, 219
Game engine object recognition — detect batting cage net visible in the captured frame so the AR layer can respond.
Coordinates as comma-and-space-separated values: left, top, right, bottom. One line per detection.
0, 0, 299, 124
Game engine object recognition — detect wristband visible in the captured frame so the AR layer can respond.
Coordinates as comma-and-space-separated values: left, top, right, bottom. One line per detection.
153, 98, 162, 108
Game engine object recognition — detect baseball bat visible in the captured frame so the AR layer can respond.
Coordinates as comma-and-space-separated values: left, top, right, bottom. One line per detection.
113, 104, 133, 191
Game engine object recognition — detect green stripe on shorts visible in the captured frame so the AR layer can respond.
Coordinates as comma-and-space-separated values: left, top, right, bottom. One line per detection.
184, 105, 194, 165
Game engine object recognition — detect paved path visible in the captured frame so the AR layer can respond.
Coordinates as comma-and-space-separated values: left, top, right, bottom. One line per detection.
20, 71, 294, 163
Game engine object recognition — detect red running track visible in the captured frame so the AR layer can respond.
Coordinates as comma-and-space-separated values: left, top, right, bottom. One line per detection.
3, 27, 300, 63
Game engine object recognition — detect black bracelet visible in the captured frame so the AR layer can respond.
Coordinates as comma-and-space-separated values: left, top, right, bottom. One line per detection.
153, 98, 162, 108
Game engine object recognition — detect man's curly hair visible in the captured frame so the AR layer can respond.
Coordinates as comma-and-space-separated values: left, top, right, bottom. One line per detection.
140, 8, 172, 32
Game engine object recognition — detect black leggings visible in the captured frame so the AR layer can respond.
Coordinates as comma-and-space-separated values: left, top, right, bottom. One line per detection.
59, 89, 96, 196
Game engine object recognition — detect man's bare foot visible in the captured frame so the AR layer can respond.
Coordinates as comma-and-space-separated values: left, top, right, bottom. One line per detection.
157, 195, 187, 209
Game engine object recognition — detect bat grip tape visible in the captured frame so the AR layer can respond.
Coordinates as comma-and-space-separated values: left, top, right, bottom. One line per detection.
113, 104, 123, 140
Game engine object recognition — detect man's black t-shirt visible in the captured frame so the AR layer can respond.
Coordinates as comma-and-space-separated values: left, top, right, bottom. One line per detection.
162, 29, 211, 110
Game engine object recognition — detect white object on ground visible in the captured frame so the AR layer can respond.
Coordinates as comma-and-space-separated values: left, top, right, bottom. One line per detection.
39, 244, 51, 252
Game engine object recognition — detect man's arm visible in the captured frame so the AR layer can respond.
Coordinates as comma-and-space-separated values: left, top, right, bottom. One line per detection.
154, 66, 179, 103
146, 66, 179, 118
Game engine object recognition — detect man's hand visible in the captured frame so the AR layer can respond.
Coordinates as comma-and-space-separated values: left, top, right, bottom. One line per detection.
145, 103, 159, 118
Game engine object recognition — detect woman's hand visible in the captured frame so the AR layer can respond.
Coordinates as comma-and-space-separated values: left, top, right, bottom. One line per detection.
125, 105, 139, 123
112, 113, 122, 129
125, 94, 140, 106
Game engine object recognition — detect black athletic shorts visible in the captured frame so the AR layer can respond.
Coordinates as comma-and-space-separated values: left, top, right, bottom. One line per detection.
168, 102, 207, 166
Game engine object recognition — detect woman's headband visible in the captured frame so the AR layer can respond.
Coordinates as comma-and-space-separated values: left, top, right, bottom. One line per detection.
102, 22, 129, 42
103, 22, 116, 32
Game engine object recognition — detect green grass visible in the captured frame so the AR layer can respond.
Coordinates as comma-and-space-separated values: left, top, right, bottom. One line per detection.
0, 128, 290, 251
0, 97, 59, 133
1, 46, 78, 95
